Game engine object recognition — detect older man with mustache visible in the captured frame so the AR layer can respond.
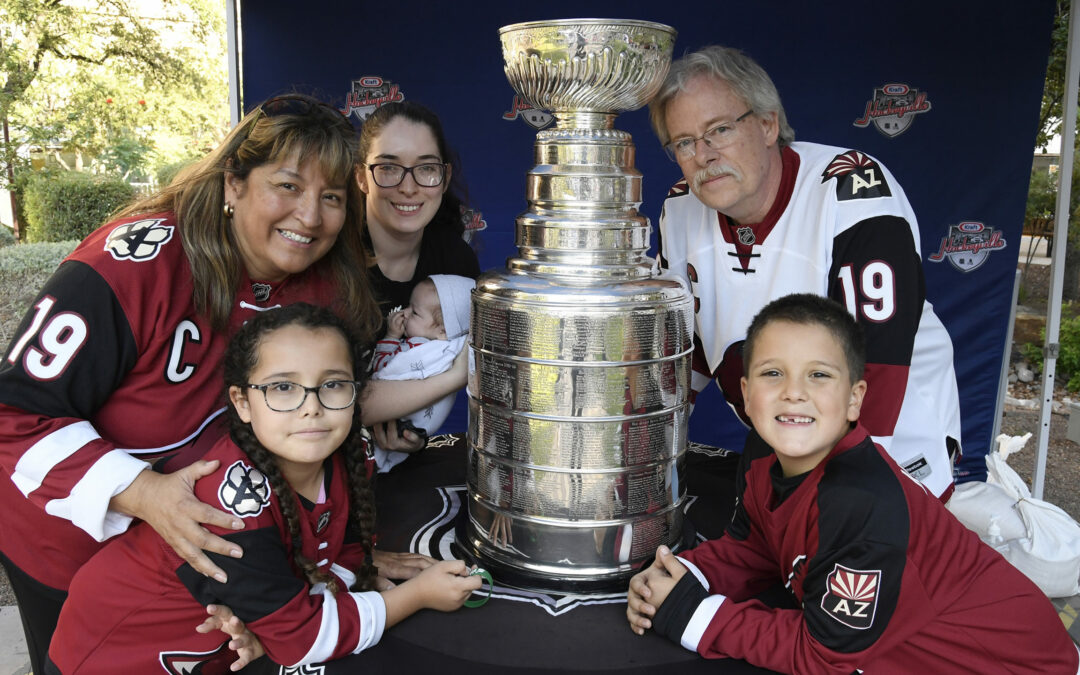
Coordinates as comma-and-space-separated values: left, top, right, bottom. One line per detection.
652, 46, 961, 501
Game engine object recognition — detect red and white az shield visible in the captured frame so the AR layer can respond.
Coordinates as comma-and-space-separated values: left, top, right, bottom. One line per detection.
821, 563, 880, 629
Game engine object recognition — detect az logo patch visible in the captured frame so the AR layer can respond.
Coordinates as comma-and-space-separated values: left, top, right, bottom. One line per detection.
218, 460, 271, 517
821, 563, 880, 629
105, 218, 174, 261
821, 151, 892, 201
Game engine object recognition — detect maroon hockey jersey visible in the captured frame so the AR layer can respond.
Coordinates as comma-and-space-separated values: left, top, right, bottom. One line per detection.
672, 425, 1078, 674
49, 434, 383, 674
0, 212, 338, 590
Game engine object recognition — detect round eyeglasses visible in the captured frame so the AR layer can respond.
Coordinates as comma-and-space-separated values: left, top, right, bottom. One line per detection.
365, 162, 447, 188
246, 380, 360, 412
663, 110, 755, 161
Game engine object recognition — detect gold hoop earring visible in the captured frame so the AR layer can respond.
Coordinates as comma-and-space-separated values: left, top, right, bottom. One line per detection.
223, 201, 235, 219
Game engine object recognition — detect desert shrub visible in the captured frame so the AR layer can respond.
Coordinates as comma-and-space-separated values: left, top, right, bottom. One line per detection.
0, 225, 15, 247
22, 171, 136, 243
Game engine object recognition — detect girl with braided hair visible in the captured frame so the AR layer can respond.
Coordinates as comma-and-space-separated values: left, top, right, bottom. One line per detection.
46, 303, 481, 674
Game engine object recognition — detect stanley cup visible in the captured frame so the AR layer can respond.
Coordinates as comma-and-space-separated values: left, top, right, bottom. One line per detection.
462, 19, 693, 592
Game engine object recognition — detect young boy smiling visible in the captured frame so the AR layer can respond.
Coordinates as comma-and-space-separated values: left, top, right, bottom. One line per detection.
626, 294, 1078, 674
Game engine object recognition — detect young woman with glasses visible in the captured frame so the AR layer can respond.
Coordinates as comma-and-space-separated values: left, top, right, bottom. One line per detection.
0, 94, 427, 672
354, 101, 481, 457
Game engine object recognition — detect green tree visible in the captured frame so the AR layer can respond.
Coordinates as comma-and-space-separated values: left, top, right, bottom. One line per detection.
0, 0, 229, 236
1027, 2, 1080, 299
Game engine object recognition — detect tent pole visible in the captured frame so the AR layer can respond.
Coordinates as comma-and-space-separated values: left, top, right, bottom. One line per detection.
992, 269, 1021, 445
1034, 0, 1080, 499
226, 0, 243, 126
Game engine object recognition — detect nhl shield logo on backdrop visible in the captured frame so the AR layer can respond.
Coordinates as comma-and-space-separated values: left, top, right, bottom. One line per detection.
928, 221, 1007, 273
853, 83, 932, 138
821, 563, 881, 629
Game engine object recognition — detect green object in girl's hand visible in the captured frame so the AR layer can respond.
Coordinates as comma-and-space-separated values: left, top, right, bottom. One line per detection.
464, 568, 494, 608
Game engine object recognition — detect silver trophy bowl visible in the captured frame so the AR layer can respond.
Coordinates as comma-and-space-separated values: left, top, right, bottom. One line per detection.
463, 19, 691, 593
500, 19, 677, 122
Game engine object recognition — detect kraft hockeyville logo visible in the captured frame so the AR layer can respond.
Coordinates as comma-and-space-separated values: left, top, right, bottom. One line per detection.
342, 76, 405, 122
821, 563, 881, 629
928, 221, 1007, 273
853, 83, 932, 138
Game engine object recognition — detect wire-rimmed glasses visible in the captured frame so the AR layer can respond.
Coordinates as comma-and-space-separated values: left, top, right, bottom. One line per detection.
663, 110, 755, 161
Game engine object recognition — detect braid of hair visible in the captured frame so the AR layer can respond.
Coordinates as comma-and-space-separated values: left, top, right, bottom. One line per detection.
341, 423, 378, 591
230, 420, 340, 595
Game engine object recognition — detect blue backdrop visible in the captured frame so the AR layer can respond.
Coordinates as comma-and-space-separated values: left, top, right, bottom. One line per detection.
239, 0, 1055, 481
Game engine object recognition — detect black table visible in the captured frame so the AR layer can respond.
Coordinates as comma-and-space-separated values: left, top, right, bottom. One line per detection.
364, 434, 778, 675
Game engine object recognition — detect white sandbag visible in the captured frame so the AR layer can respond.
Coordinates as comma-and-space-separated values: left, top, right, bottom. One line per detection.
973, 433, 1080, 598
1001, 497, 1080, 598
946, 481, 1027, 542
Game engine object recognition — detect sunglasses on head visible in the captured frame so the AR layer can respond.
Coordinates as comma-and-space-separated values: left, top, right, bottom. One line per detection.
258, 94, 354, 132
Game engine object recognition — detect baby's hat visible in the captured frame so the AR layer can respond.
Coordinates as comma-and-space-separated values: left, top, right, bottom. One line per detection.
431, 274, 476, 339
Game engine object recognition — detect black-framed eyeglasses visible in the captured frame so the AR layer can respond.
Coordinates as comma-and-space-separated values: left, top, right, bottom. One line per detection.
663, 110, 755, 161
246, 380, 360, 412
365, 162, 447, 188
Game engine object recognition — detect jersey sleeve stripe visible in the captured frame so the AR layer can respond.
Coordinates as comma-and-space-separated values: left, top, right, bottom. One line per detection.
13, 420, 100, 495
349, 590, 386, 653
329, 563, 356, 589
682, 594, 725, 652
293, 585, 341, 666
43, 449, 149, 541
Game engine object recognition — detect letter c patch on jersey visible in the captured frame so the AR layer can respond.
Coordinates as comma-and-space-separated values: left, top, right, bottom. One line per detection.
821, 563, 880, 629
821, 151, 892, 201
218, 460, 271, 518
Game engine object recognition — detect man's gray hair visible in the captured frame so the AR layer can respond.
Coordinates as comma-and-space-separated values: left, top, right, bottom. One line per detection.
649, 46, 795, 148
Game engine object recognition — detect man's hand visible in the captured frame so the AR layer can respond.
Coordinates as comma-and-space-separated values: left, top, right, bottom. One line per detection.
372, 549, 436, 581
111, 460, 243, 582
627, 545, 686, 635
196, 604, 264, 671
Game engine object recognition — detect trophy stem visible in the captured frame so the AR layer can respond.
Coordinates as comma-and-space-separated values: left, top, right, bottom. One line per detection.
555, 111, 616, 130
